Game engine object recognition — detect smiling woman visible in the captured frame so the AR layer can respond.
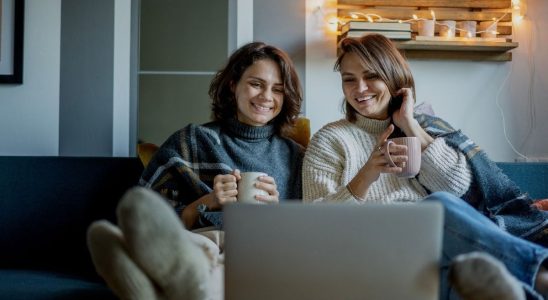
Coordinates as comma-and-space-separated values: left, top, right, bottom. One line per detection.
87, 41, 305, 300
0, 0, 24, 84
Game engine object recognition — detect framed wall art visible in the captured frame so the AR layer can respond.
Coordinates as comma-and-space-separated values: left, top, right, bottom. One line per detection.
0, 0, 24, 84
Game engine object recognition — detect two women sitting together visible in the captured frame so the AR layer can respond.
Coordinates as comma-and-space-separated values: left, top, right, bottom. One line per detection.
88, 35, 548, 300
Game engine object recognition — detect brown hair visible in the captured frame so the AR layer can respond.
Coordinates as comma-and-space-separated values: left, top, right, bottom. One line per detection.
209, 42, 302, 135
334, 34, 415, 122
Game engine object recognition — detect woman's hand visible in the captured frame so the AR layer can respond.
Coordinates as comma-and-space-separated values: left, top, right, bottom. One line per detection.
254, 175, 280, 204
391, 88, 416, 133
211, 169, 242, 209
391, 87, 434, 151
347, 124, 407, 201
362, 125, 407, 183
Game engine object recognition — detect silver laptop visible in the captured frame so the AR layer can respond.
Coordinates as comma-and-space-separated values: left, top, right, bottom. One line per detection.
224, 202, 443, 300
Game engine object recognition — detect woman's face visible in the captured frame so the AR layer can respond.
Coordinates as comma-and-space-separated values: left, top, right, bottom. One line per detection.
340, 52, 391, 120
233, 59, 284, 127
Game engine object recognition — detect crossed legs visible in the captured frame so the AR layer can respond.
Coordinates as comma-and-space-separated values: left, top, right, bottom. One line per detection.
87, 187, 215, 300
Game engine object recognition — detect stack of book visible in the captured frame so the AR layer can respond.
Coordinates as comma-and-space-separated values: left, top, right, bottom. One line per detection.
340, 21, 412, 40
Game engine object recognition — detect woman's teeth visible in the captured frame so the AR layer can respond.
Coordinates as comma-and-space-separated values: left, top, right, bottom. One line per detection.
253, 103, 271, 111
357, 95, 374, 102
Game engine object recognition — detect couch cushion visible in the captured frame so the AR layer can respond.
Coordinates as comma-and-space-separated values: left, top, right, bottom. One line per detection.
496, 162, 548, 199
0, 270, 116, 300
0, 156, 143, 277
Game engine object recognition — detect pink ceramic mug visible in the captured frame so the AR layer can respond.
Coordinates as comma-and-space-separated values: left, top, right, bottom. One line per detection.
384, 136, 421, 178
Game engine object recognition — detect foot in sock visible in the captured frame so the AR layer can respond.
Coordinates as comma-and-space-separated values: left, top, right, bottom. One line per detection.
87, 220, 162, 300
448, 251, 525, 300
117, 187, 212, 300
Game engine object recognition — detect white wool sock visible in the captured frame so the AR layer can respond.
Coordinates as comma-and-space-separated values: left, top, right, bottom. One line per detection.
117, 187, 212, 300
449, 251, 526, 300
87, 220, 162, 300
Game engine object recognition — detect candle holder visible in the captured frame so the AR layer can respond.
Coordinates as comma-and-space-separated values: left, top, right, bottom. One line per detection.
458, 21, 477, 38
438, 20, 456, 38
417, 20, 435, 37
480, 21, 497, 38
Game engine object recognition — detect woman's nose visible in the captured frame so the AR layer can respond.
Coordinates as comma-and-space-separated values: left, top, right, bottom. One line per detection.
261, 89, 273, 101
358, 79, 368, 92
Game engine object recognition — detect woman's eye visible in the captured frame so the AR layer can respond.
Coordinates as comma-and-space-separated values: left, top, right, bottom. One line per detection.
342, 77, 355, 83
250, 82, 261, 87
273, 87, 284, 94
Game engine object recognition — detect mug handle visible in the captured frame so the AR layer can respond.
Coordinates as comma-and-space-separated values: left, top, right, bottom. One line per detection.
384, 141, 397, 167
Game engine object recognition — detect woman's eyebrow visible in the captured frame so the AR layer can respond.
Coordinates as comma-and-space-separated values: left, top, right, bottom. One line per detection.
248, 76, 283, 86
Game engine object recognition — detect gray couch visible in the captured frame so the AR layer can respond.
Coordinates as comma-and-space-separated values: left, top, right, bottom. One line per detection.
0, 156, 546, 299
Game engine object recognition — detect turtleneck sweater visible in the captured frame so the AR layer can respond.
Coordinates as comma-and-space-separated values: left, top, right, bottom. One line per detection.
140, 119, 303, 221
302, 114, 472, 204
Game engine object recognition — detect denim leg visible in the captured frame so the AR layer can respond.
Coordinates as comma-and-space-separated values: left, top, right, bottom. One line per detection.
423, 192, 548, 300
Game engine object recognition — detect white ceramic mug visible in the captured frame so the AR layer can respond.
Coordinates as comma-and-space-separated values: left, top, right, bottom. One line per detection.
384, 137, 421, 178
237, 172, 268, 204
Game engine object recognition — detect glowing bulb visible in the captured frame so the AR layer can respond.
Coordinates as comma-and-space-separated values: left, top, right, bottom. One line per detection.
430, 10, 436, 20
366, 16, 373, 22
350, 14, 358, 19
467, 31, 472, 38
412, 14, 418, 20
514, 14, 524, 23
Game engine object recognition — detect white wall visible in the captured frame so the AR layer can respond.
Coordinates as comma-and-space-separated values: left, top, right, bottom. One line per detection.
0, 0, 135, 156
0, 0, 61, 156
305, 0, 548, 162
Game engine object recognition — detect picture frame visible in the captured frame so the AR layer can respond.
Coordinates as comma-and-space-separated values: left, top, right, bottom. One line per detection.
0, 0, 24, 84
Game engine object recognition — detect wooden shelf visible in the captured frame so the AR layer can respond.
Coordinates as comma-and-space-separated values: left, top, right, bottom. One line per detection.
394, 40, 518, 61
336, 0, 518, 61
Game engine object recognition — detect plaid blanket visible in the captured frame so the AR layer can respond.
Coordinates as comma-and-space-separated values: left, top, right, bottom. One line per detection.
416, 114, 548, 246
139, 120, 303, 229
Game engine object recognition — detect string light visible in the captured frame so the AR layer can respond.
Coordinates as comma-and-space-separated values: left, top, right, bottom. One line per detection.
345, 9, 515, 40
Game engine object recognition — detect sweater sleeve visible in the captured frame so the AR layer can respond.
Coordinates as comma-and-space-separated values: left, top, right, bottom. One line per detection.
139, 126, 212, 209
418, 137, 472, 197
302, 127, 360, 204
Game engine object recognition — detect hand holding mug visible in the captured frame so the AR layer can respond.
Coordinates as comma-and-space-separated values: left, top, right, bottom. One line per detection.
212, 169, 241, 207
384, 137, 421, 178
238, 172, 279, 204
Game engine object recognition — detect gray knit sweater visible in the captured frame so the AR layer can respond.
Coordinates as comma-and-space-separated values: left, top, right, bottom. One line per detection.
140, 119, 303, 227
302, 115, 472, 204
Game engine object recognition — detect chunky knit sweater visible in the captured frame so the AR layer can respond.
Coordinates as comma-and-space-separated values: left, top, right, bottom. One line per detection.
302, 114, 472, 204
140, 119, 304, 227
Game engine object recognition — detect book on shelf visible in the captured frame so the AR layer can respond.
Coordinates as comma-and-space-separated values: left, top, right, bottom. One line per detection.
341, 21, 411, 33
341, 30, 412, 40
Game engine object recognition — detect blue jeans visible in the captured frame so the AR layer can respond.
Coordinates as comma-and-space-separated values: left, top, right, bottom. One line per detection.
423, 192, 548, 300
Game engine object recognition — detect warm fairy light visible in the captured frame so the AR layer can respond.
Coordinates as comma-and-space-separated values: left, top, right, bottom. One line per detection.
342, 4, 520, 40
512, 0, 525, 25
327, 16, 339, 32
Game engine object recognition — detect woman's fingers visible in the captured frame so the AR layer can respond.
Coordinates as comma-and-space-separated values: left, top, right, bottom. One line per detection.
254, 175, 279, 204
213, 173, 239, 204
378, 124, 395, 145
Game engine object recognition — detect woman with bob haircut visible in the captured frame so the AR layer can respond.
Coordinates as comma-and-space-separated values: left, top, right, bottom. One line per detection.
87, 41, 304, 300
303, 34, 548, 300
